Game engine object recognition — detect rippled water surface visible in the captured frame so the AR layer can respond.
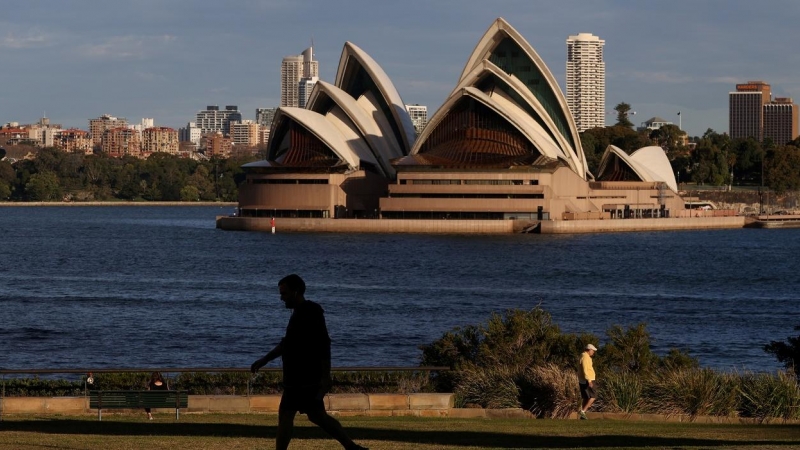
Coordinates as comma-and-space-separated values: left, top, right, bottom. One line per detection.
1, 206, 798, 372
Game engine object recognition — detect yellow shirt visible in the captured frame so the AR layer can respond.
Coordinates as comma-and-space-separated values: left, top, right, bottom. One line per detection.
578, 351, 595, 383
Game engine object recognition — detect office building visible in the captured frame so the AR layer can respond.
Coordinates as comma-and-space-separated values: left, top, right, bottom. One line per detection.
281, 47, 318, 107
195, 105, 242, 135
729, 81, 771, 140
405, 104, 428, 135
89, 114, 128, 147
763, 98, 799, 145
566, 33, 605, 132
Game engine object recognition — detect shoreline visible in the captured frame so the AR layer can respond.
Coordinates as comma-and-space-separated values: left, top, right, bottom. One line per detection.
0, 201, 237, 207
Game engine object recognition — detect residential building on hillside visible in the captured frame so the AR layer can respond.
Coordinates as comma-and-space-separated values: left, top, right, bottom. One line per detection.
89, 114, 128, 147
54, 129, 92, 154
203, 132, 232, 158
27, 117, 62, 147
566, 33, 605, 132
179, 122, 202, 146
102, 127, 141, 157
195, 105, 242, 134
230, 120, 260, 146
638, 117, 672, 131
142, 127, 179, 155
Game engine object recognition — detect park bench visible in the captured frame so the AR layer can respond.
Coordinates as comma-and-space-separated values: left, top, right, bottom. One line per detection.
88, 390, 188, 421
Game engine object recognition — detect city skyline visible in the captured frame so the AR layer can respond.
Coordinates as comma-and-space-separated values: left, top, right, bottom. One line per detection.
2, 1, 799, 138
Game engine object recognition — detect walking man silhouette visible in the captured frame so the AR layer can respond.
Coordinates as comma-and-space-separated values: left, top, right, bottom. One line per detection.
251, 274, 367, 450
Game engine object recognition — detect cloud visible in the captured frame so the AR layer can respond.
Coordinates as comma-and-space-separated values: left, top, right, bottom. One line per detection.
134, 71, 166, 82
622, 71, 694, 84
0, 32, 51, 49
708, 76, 743, 85
76, 35, 176, 60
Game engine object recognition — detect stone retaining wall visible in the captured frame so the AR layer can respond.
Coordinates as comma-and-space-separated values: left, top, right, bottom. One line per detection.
0, 393, 454, 417
3, 395, 798, 423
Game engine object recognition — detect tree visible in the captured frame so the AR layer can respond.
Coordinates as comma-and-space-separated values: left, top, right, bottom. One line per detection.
0, 182, 10, 200
650, 124, 686, 155
764, 326, 800, 378
614, 102, 634, 128
765, 145, 800, 194
25, 170, 62, 201
180, 185, 200, 202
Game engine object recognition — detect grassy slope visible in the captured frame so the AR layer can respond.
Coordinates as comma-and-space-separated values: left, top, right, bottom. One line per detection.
1, 414, 799, 450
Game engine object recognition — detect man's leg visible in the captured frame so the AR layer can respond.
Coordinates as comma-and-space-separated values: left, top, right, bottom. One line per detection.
276, 408, 297, 450
306, 408, 359, 449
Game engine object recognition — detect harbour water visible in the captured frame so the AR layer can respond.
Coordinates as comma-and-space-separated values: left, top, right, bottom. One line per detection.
0, 206, 798, 373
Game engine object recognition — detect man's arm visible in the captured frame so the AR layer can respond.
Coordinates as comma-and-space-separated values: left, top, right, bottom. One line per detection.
251, 342, 283, 373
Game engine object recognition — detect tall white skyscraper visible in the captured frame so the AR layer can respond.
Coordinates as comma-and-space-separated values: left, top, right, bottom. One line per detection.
281, 46, 319, 107
566, 33, 605, 132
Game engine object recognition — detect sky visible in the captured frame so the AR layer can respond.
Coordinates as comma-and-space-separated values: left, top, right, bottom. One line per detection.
2, 0, 799, 138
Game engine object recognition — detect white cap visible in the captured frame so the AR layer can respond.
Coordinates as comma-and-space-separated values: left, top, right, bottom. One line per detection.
586, 344, 598, 351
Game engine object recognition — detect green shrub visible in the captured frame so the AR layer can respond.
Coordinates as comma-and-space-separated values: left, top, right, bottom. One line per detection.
600, 370, 643, 413
330, 370, 433, 394
1, 370, 438, 397
738, 370, 800, 422
1, 377, 84, 397
764, 326, 800, 379
645, 368, 738, 418
454, 365, 520, 409
517, 363, 579, 418
421, 307, 594, 393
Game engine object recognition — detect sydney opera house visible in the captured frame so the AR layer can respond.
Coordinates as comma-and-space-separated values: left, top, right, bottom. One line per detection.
234, 18, 686, 229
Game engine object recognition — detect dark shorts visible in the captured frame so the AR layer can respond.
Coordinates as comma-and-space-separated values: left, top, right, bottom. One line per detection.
279, 386, 325, 415
580, 382, 597, 400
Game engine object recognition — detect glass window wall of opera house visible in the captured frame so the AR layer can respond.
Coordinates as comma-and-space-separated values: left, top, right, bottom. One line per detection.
236, 18, 684, 222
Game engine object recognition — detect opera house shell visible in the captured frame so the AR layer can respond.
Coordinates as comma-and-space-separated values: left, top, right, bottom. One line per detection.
378, 18, 684, 221
237, 41, 416, 218
236, 18, 685, 226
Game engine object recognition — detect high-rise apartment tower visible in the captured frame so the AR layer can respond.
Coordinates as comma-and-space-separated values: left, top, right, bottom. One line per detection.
566, 33, 605, 132
281, 47, 319, 107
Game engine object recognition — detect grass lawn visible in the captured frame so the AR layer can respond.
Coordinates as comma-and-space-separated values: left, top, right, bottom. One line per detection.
1, 413, 799, 449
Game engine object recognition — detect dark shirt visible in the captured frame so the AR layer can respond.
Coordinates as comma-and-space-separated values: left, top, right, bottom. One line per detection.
148, 380, 168, 390
280, 300, 331, 388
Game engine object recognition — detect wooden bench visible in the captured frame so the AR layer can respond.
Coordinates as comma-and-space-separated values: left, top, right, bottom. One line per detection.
88, 390, 188, 421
